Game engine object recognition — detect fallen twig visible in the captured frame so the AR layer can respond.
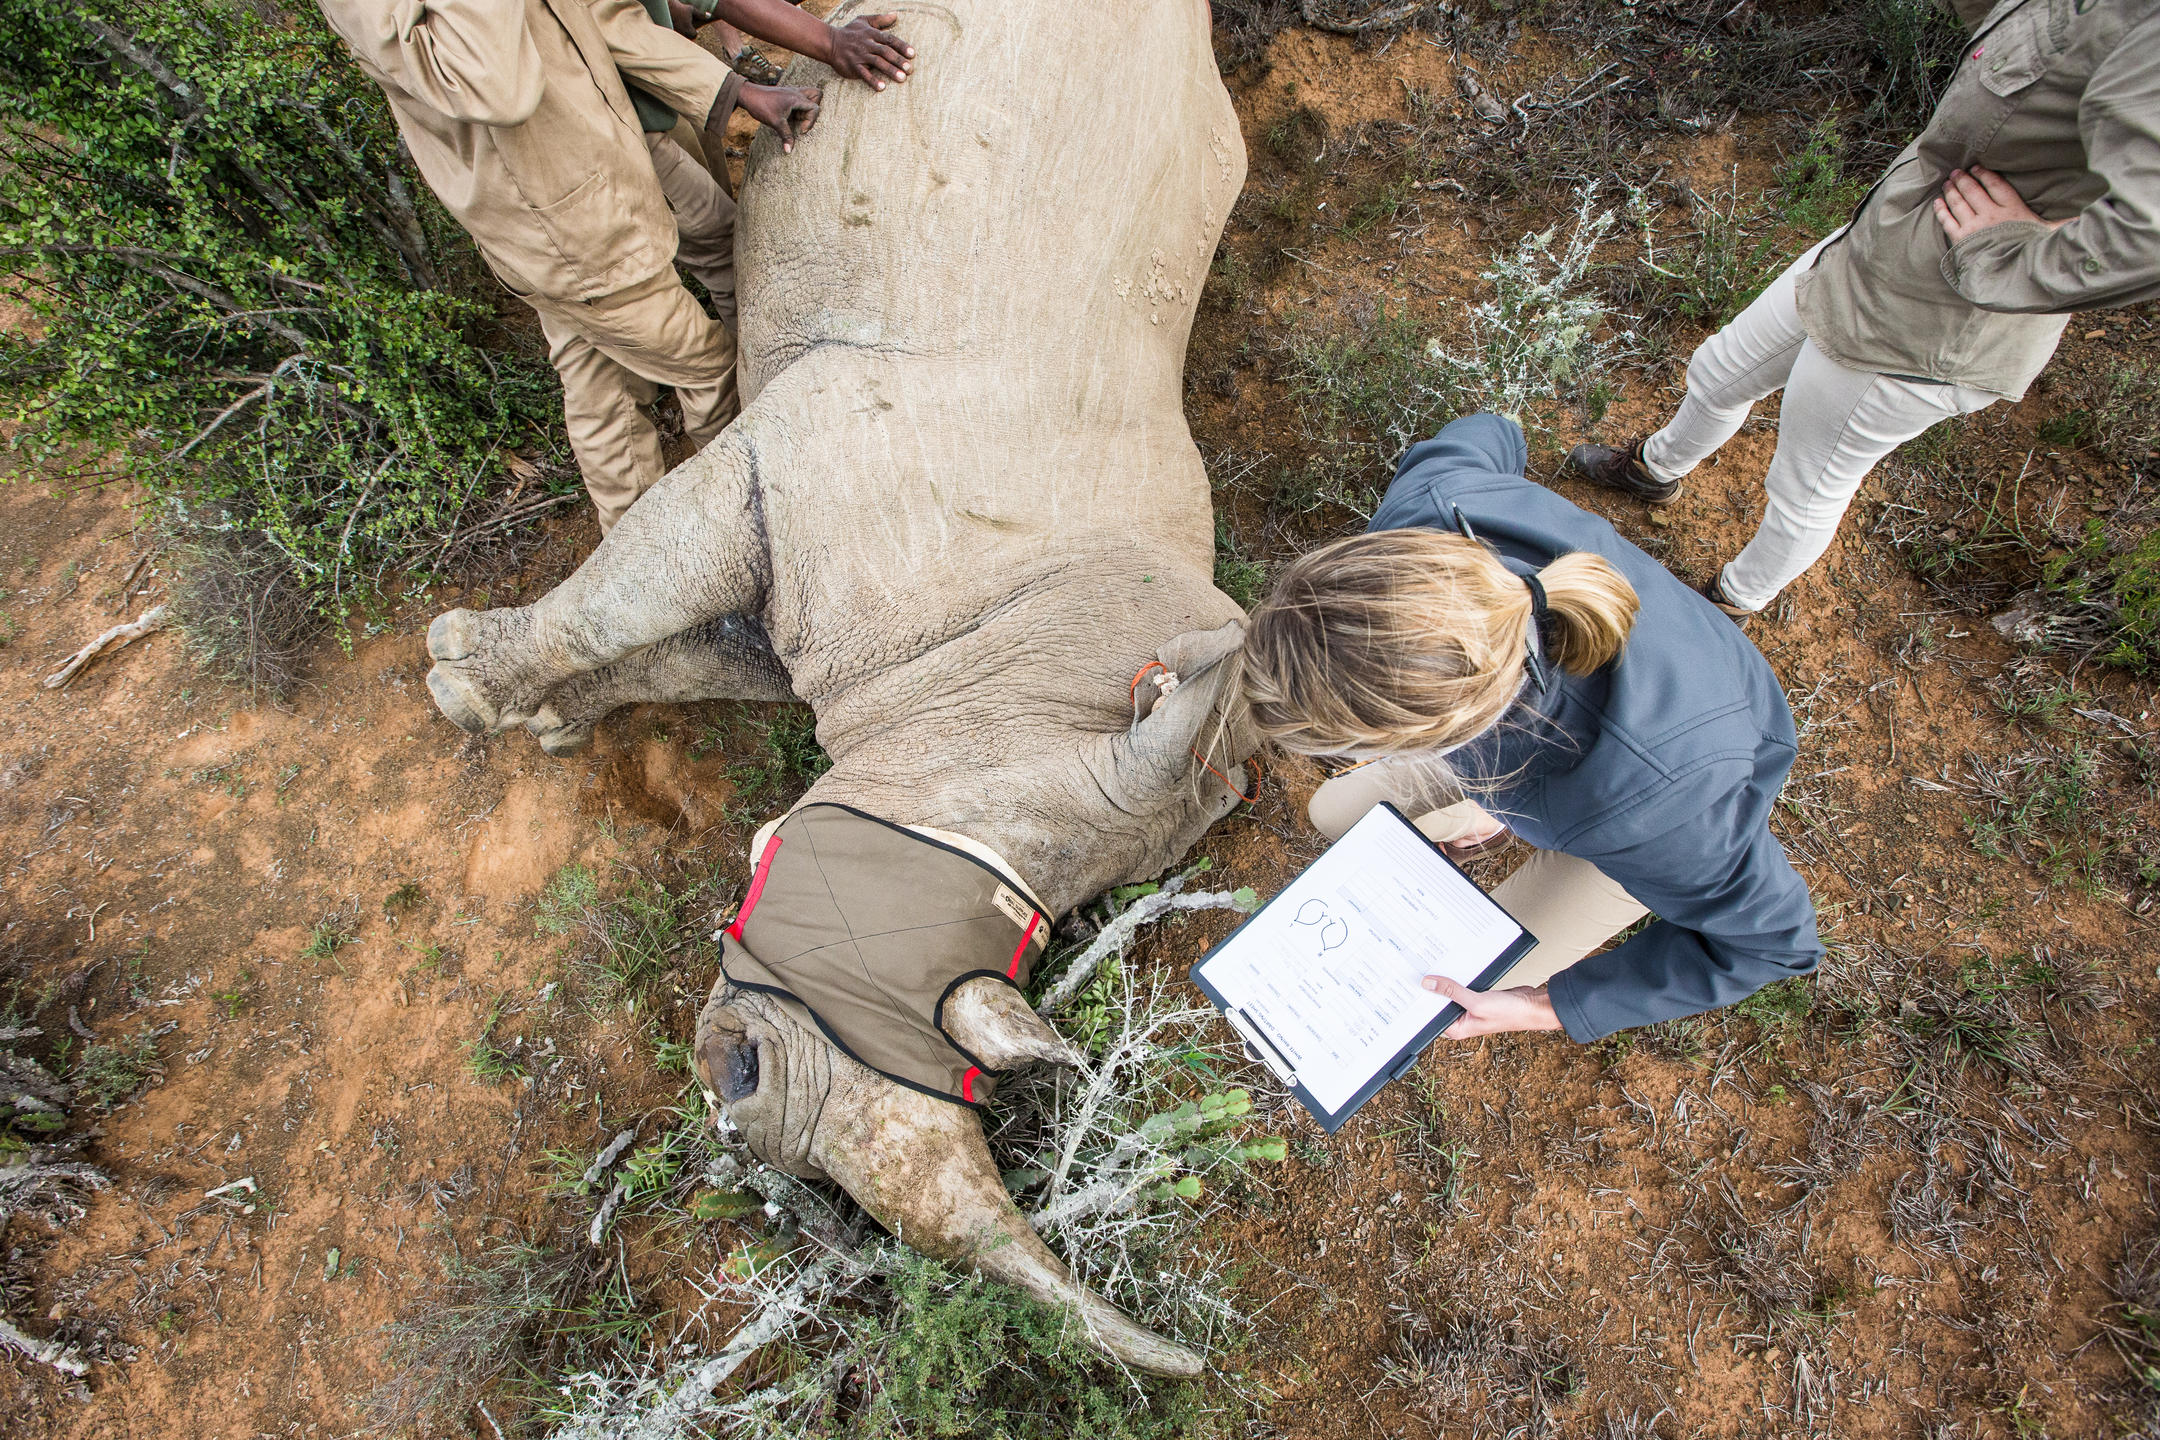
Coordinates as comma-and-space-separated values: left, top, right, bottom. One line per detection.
112, 546, 159, 610
44, 605, 170, 690
615, 1256, 839, 1440
582, 1128, 639, 1190
1037, 879, 1257, 1014
0, 1316, 89, 1377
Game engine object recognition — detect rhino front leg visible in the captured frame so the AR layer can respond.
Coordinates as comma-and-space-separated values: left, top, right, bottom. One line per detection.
522, 614, 796, 757
426, 428, 771, 734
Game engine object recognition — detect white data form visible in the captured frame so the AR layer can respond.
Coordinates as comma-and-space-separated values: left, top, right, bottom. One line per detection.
1197, 804, 1528, 1116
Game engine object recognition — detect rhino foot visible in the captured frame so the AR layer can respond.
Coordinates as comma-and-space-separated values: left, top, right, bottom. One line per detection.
425, 608, 547, 734
525, 705, 594, 758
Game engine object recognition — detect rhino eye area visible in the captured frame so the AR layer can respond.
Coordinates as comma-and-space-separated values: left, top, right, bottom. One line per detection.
720, 1038, 760, 1102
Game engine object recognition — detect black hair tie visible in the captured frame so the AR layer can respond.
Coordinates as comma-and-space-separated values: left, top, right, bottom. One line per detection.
1522, 571, 1562, 661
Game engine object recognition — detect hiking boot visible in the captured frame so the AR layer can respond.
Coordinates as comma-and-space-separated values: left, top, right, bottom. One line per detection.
1700, 572, 1757, 625
1566, 439, 1682, 505
730, 45, 784, 85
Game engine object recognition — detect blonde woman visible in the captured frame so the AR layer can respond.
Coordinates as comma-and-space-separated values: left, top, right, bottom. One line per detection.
1241, 414, 1821, 1041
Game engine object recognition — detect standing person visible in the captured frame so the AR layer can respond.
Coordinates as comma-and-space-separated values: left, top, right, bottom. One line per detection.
1568, 0, 2160, 619
1239, 413, 1822, 1041
315, 0, 829, 532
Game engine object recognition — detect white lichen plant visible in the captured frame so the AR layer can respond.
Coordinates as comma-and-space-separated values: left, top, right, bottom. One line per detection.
1427, 183, 1638, 434
544, 883, 1284, 1440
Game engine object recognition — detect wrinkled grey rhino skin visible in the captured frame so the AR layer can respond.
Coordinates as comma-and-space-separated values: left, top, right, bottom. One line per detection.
422, 0, 1251, 1375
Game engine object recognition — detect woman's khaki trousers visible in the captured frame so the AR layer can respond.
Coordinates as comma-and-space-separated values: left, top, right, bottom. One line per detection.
1307, 761, 1648, 988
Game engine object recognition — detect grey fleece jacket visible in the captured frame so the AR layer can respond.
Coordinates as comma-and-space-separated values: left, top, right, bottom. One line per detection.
1369, 415, 1823, 1041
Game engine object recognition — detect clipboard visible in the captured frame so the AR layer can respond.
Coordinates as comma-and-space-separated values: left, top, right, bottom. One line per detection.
1188, 802, 1537, 1133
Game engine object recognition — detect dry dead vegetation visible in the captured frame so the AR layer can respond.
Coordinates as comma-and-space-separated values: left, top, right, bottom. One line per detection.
4, 1, 2160, 1438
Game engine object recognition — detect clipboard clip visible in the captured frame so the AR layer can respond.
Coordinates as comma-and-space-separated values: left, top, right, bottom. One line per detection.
1224, 1007, 1297, 1087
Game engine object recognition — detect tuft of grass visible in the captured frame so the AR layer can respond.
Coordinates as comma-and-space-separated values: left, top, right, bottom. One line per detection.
163, 525, 320, 700
1382, 1309, 1580, 1433
384, 880, 426, 914
1733, 976, 1817, 1037
537, 862, 695, 1010
465, 997, 526, 1083
1618, 181, 1782, 334
725, 704, 832, 822
1963, 745, 2156, 899
367, 1239, 592, 1434
1212, 514, 1268, 611
73, 1029, 161, 1112
2103, 1236, 2160, 1418
536, 863, 601, 937
302, 917, 356, 962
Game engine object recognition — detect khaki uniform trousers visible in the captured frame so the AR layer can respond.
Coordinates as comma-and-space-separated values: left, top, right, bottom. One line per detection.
524, 131, 740, 533
1308, 762, 1649, 989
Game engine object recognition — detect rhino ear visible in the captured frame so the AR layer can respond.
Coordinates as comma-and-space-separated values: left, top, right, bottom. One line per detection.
943, 977, 1086, 1070
1109, 620, 1252, 795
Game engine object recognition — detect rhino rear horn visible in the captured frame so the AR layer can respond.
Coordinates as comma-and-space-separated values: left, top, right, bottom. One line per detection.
942, 977, 1086, 1071
813, 1075, 1204, 1378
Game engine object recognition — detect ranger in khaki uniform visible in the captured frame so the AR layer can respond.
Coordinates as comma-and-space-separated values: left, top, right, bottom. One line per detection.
315, 0, 826, 531
1570, 0, 2160, 618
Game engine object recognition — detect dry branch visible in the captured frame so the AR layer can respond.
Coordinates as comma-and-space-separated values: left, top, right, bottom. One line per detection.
1037, 877, 1256, 1014
43, 605, 170, 689
0, 1316, 89, 1377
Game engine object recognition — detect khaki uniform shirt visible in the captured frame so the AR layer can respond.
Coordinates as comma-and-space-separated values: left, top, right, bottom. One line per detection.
316, 0, 738, 302
1796, 0, 2160, 398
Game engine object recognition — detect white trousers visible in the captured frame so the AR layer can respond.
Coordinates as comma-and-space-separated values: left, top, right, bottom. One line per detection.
1640, 236, 1998, 612
1307, 762, 1649, 989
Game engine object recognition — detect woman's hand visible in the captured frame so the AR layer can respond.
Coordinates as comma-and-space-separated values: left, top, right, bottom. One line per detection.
827, 15, 913, 90
1934, 166, 2070, 244
1422, 975, 1564, 1038
1440, 820, 1508, 859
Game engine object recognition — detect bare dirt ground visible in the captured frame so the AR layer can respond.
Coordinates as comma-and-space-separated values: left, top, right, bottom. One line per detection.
6, 15, 2160, 1440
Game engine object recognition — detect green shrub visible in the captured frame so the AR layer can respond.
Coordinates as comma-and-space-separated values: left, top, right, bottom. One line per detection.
0, 1, 565, 635
73, 1029, 160, 1111
847, 1253, 1220, 1440
727, 705, 832, 821
1212, 513, 1267, 610
1774, 118, 1869, 237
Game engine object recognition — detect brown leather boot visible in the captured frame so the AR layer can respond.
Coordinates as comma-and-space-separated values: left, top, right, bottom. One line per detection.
1565, 439, 1681, 504
1700, 571, 1756, 625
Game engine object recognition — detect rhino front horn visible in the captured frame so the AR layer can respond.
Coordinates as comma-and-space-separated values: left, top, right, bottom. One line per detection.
812, 1068, 1204, 1378
941, 977, 1087, 1071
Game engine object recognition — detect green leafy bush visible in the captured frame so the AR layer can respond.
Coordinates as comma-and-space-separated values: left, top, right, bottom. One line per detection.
846, 1253, 1219, 1440
0, 1, 565, 637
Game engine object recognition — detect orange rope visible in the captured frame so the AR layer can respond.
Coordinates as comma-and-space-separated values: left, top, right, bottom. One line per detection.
1129, 661, 1260, 804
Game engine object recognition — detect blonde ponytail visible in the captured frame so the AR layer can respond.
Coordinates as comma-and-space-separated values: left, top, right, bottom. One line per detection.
1537, 550, 1638, 676
1240, 530, 1638, 758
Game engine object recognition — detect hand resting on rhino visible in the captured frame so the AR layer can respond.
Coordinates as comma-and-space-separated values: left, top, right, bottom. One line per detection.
420, 0, 1254, 1377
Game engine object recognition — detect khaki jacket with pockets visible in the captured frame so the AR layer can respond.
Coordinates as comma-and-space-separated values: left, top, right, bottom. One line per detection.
315, 0, 737, 302
1796, 0, 2160, 398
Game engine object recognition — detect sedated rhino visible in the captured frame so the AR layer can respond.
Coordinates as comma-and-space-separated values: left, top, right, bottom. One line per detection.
422, 0, 1252, 1376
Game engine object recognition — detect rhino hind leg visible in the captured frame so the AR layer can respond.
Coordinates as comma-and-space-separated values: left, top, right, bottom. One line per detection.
521, 614, 796, 756
426, 427, 771, 735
